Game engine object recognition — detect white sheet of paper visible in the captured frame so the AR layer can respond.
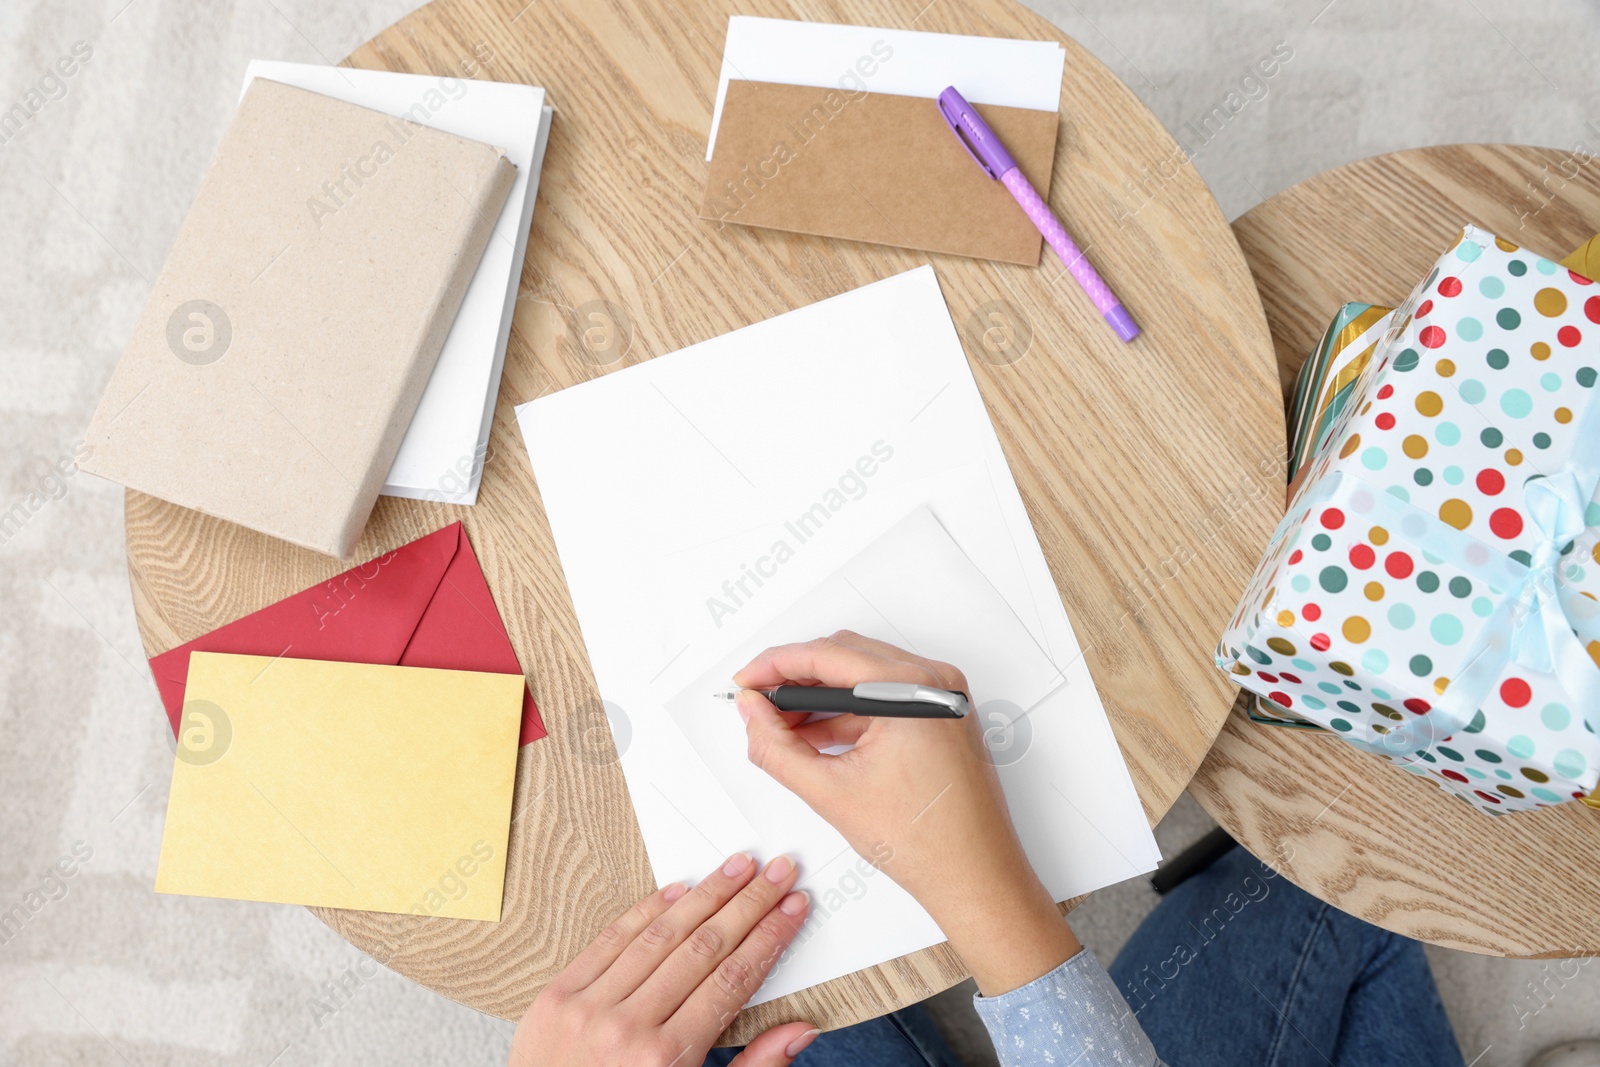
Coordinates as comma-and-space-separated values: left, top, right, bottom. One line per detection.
706, 17, 1066, 160
515, 266, 1158, 1000
640, 461, 1046, 668
663, 506, 1085, 1004
243, 61, 554, 505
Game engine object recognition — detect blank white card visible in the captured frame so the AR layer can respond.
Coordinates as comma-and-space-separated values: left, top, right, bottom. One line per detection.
516, 266, 1157, 1002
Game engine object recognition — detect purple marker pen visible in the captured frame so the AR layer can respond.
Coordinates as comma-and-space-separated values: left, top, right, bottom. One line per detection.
938, 85, 1140, 343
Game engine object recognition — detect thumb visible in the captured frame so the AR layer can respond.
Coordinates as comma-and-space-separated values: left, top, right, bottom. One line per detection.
727, 1021, 821, 1065
737, 691, 829, 796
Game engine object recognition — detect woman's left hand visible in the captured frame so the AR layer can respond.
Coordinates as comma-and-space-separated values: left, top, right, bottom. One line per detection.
508, 852, 818, 1067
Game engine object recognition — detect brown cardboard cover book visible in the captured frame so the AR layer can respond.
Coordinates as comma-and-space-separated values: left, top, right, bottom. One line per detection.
701, 81, 1059, 266
82, 78, 515, 557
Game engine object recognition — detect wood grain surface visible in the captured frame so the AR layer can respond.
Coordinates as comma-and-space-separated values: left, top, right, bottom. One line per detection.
1192, 144, 1600, 959
123, 0, 1282, 1040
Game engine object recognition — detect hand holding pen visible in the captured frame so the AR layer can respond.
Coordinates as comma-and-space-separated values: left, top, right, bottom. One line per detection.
727, 630, 1082, 996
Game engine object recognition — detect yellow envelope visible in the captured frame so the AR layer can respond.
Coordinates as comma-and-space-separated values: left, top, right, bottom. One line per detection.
155, 653, 524, 920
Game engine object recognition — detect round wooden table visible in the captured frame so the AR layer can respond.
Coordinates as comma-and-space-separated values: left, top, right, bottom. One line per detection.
125, 0, 1281, 1040
1191, 144, 1600, 959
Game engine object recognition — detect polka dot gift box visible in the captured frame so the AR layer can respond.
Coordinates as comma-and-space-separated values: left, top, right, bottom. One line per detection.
1216, 225, 1600, 815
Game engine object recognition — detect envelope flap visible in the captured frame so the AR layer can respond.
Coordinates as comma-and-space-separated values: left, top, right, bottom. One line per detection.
149, 523, 465, 734
397, 527, 547, 744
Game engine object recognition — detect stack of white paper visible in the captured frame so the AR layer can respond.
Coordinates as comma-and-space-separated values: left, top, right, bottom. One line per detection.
516, 267, 1158, 1004
244, 61, 555, 505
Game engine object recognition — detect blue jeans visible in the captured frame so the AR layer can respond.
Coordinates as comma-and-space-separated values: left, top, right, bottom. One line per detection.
1109, 844, 1463, 1067
701, 1001, 963, 1067
705, 843, 1462, 1066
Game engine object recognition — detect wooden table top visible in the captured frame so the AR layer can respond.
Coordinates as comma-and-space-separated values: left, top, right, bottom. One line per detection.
124, 0, 1281, 1040
1191, 144, 1600, 959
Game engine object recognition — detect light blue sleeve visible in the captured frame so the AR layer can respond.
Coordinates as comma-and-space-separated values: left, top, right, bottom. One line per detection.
972, 947, 1164, 1067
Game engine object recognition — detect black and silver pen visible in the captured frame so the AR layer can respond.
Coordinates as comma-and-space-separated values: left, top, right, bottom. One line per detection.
712, 682, 970, 719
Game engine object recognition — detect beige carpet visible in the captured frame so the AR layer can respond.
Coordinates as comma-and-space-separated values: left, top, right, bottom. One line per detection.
2, 1, 1597, 1064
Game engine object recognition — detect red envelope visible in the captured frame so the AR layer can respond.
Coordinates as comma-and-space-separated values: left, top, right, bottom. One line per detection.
150, 522, 546, 745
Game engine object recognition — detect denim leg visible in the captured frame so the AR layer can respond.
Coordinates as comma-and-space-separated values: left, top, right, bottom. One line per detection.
1332, 931, 1462, 1066
1107, 844, 1463, 1067
702, 1003, 963, 1067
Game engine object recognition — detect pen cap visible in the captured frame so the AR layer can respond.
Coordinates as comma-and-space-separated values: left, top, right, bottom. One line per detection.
937, 86, 1018, 180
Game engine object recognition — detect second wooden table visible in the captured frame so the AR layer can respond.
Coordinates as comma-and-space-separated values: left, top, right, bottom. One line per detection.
1193, 144, 1600, 960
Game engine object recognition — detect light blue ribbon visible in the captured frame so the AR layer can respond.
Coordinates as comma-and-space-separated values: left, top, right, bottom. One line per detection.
1294, 384, 1600, 760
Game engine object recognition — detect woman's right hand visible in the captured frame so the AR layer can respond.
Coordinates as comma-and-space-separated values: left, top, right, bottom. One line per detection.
731, 630, 1082, 996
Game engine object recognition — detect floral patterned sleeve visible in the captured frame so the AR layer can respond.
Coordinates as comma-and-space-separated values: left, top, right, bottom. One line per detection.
972, 947, 1165, 1067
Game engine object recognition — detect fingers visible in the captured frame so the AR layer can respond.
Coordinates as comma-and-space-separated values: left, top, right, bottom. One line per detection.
792, 714, 871, 750
829, 630, 970, 692
628, 855, 801, 1022
733, 632, 938, 689
550, 880, 688, 993
733, 630, 967, 694
726, 1022, 822, 1066
588, 852, 759, 1002
738, 691, 835, 795
823, 629, 925, 661
667, 885, 812, 1047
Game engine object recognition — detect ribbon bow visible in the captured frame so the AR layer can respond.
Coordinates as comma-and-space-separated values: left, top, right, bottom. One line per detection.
1372, 394, 1600, 756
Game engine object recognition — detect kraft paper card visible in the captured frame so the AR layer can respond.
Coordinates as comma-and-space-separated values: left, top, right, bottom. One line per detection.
154, 653, 523, 920
81, 78, 516, 557
705, 17, 1067, 158
701, 80, 1058, 265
